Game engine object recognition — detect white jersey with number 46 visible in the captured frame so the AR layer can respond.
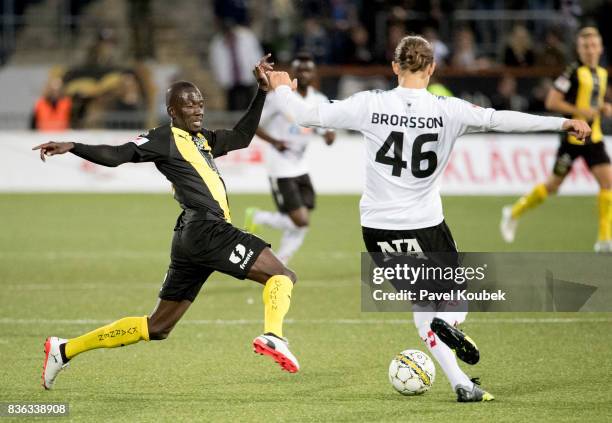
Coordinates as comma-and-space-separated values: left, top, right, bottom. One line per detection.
275, 85, 565, 230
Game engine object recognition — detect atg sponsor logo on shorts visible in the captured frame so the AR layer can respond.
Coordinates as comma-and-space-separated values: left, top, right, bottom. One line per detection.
229, 243, 254, 269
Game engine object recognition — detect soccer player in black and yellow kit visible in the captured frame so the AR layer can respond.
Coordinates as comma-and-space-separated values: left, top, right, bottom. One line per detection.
501, 27, 612, 251
36, 55, 301, 390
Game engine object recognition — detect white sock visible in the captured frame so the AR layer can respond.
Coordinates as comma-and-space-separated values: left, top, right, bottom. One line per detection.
436, 299, 468, 325
277, 227, 308, 264
253, 211, 296, 230
414, 306, 473, 391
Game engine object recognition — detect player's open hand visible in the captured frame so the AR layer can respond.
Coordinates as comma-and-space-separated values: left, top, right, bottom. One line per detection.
562, 119, 591, 142
32, 141, 74, 162
266, 71, 297, 91
253, 54, 274, 92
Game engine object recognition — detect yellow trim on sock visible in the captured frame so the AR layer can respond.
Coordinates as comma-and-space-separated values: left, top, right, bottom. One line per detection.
65, 316, 149, 360
511, 183, 548, 219
598, 189, 612, 241
262, 275, 293, 338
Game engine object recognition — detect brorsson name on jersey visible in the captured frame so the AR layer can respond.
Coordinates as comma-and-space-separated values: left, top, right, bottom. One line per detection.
371, 113, 444, 129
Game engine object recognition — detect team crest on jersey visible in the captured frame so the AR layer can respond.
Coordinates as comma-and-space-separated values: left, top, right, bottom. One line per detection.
193, 137, 210, 152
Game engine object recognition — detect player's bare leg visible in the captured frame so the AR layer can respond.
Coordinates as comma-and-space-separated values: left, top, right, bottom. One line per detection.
148, 299, 193, 340
247, 248, 300, 372
42, 298, 191, 389
501, 174, 564, 243
591, 164, 612, 252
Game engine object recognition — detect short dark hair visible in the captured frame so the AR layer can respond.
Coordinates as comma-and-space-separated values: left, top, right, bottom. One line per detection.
294, 51, 314, 62
292, 51, 315, 69
166, 81, 198, 107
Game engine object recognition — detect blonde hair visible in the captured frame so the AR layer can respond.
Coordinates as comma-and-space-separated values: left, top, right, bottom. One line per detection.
394, 35, 434, 72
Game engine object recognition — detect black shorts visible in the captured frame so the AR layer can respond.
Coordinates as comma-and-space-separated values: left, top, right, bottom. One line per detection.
159, 210, 270, 302
362, 220, 458, 255
553, 138, 611, 177
270, 174, 315, 213
362, 221, 460, 295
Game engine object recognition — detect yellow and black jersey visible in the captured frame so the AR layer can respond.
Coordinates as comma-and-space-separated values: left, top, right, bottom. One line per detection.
553, 61, 608, 144
71, 89, 267, 223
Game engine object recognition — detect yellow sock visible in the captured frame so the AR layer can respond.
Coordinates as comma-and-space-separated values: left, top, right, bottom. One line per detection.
65, 316, 149, 360
511, 183, 548, 219
598, 189, 612, 241
262, 275, 293, 338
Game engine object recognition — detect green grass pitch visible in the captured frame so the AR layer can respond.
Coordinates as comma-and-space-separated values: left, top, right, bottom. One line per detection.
1, 193, 611, 422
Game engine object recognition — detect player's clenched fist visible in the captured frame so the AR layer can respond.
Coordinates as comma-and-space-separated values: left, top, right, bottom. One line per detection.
266, 71, 297, 91
561, 119, 591, 142
32, 141, 74, 162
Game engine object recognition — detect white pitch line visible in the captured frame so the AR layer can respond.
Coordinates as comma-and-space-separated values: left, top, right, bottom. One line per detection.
0, 317, 610, 326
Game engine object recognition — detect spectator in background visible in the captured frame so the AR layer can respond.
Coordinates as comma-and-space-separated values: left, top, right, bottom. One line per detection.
592, 0, 611, 65
104, 72, 147, 129
31, 74, 72, 132
423, 26, 449, 67
214, 0, 249, 26
63, 29, 124, 128
503, 24, 535, 67
536, 28, 567, 67
528, 78, 553, 112
128, 0, 155, 60
345, 25, 373, 64
491, 74, 528, 111
450, 27, 478, 69
385, 22, 406, 63
294, 18, 330, 64
209, 19, 264, 110
83, 28, 120, 68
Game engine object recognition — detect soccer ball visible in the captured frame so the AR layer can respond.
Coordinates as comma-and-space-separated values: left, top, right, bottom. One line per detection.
388, 349, 435, 396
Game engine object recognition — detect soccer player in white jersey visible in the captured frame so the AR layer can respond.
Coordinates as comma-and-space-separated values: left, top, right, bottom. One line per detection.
265, 35, 590, 402
245, 52, 335, 264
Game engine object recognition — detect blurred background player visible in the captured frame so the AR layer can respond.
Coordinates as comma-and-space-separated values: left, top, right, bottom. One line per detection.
244, 52, 335, 265
501, 27, 612, 251
266, 35, 590, 403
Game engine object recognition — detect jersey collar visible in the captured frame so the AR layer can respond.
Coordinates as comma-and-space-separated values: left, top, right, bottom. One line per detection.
394, 86, 428, 95
171, 125, 204, 140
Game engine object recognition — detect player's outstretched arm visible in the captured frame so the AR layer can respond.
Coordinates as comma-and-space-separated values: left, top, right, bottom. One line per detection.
561, 119, 591, 140
488, 110, 591, 141
33, 141, 140, 167
214, 55, 274, 153
267, 72, 321, 127
268, 71, 367, 132
32, 141, 74, 162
